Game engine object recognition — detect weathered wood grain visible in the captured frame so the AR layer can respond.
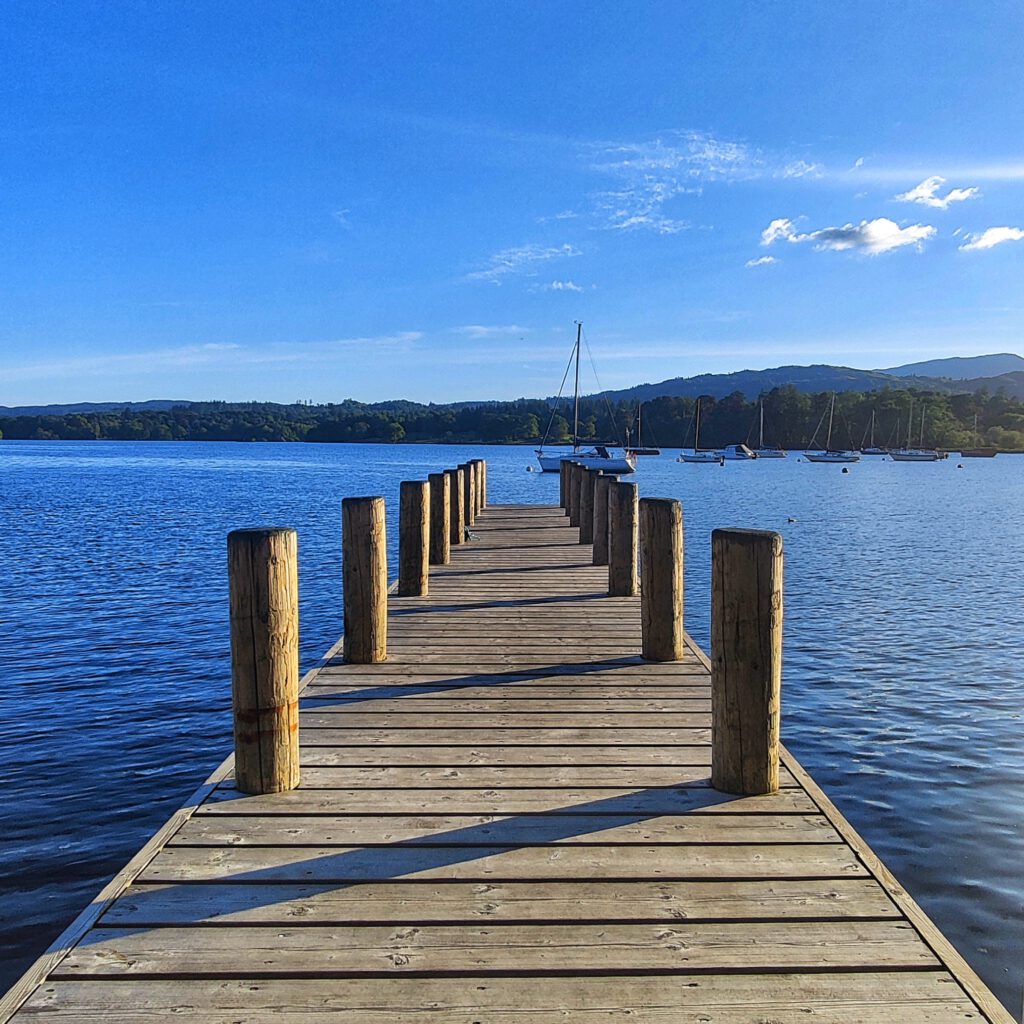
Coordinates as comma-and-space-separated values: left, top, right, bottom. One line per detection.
1, 501, 1007, 1024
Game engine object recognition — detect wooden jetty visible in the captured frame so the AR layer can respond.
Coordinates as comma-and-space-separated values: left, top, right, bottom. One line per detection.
1, 459, 1012, 1022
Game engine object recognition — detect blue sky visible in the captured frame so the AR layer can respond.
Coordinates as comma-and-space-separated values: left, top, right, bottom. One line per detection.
2, 0, 1023, 405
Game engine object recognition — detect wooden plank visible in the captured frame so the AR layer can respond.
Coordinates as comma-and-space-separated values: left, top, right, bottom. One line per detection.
169, 812, 842, 846
301, 698, 711, 712
298, 712, 712, 728
11, 974, 979, 1022
102, 877, 900, 926
54, 921, 936, 976
136, 843, 869, 883
203, 785, 807, 814
294, 727, 713, 745
1, 503, 1004, 1024
780, 745, 1017, 1024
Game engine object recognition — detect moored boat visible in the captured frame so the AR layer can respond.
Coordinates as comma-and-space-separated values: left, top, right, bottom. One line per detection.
535, 322, 637, 474
677, 398, 724, 464
752, 402, 786, 458
890, 400, 940, 462
720, 443, 756, 460
804, 393, 860, 463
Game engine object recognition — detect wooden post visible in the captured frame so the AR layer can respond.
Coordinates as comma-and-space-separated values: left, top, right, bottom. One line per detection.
460, 462, 476, 528
711, 528, 783, 796
559, 460, 568, 510
639, 498, 684, 662
477, 459, 487, 509
568, 462, 581, 527
228, 528, 300, 795
342, 496, 388, 664
579, 468, 597, 544
592, 473, 618, 566
427, 473, 450, 565
470, 460, 483, 517
608, 481, 639, 597
398, 481, 430, 596
446, 468, 464, 546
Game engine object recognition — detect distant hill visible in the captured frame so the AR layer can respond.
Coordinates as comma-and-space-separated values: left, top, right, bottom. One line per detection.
880, 353, 1024, 379
589, 358, 1024, 405
0, 400, 194, 417
590, 364, 901, 404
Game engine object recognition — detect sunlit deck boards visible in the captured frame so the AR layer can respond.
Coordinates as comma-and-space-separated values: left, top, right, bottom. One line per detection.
2, 503, 1011, 1022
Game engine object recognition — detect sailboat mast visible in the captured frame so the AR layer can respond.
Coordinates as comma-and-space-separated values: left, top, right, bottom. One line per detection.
759, 402, 765, 448
906, 398, 913, 448
826, 394, 835, 450
572, 321, 581, 451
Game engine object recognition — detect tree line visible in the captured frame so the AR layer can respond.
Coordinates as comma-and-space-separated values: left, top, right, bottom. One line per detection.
2, 386, 1023, 450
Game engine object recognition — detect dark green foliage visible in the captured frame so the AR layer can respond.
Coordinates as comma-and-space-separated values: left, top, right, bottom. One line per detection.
1, 388, 1023, 449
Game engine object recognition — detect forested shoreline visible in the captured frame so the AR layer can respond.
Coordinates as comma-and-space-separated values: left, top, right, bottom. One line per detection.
2, 385, 1024, 450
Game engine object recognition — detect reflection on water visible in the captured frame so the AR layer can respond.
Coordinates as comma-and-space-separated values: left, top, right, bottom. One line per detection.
1, 441, 1022, 1015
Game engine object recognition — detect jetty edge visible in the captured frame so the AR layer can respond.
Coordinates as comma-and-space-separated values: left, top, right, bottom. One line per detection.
1, 457, 1012, 1022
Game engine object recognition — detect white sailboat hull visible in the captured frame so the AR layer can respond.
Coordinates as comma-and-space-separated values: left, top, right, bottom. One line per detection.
889, 449, 941, 462
804, 450, 860, 463
677, 451, 723, 464
536, 450, 636, 474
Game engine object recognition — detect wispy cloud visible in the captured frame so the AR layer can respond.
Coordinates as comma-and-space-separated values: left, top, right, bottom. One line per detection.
894, 175, 979, 209
585, 130, 758, 234
543, 280, 584, 292
331, 208, 352, 228
464, 243, 582, 284
455, 324, 531, 338
745, 255, 778, 268
847, 162, 1024, 183
780, 160, 823, 179
4, 344, 243, 383
761, 216, 934, 255
959, 226, 1024, 251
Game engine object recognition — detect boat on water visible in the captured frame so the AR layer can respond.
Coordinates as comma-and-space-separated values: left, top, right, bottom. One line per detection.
752, 402, 786, 458
961, 414, 998, 458
889, 399, 942, 462
677, 398, 724, 464
804, 393, 860, 463
535, 322, 637, 474
859, 410, 887, 456
624, 402, 661, 456
720, 443, 756, 460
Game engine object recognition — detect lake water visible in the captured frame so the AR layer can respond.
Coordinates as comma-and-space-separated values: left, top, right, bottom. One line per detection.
1, 440, 1022, 1016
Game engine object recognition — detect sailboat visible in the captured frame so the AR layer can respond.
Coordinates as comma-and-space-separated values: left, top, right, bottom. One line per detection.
677, 398, 723, 463
859, 410, 887, 456
535, 322, 637, 474
804, 393, 860, 463
889, 400, 941, 461
624, 403, 661, 456
752, 401, 786, 458
961, 414, 998, 458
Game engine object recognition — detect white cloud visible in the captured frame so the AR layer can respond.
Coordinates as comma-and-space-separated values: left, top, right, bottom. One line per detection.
781, 160, 823, 179
761, 216, 935, 255
745, 255, 778, 268
331, 209, 352, 228
959, 227, 1024, 251
586, 130, 758, 233
895, 175, 979, 209
544, 280, 584, 292
761, 218, 797, 245
455, 324, 532, 338
464, 243, 582, 284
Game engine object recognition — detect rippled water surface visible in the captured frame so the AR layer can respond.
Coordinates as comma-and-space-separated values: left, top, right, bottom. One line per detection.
1, 441, 1022, 1015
